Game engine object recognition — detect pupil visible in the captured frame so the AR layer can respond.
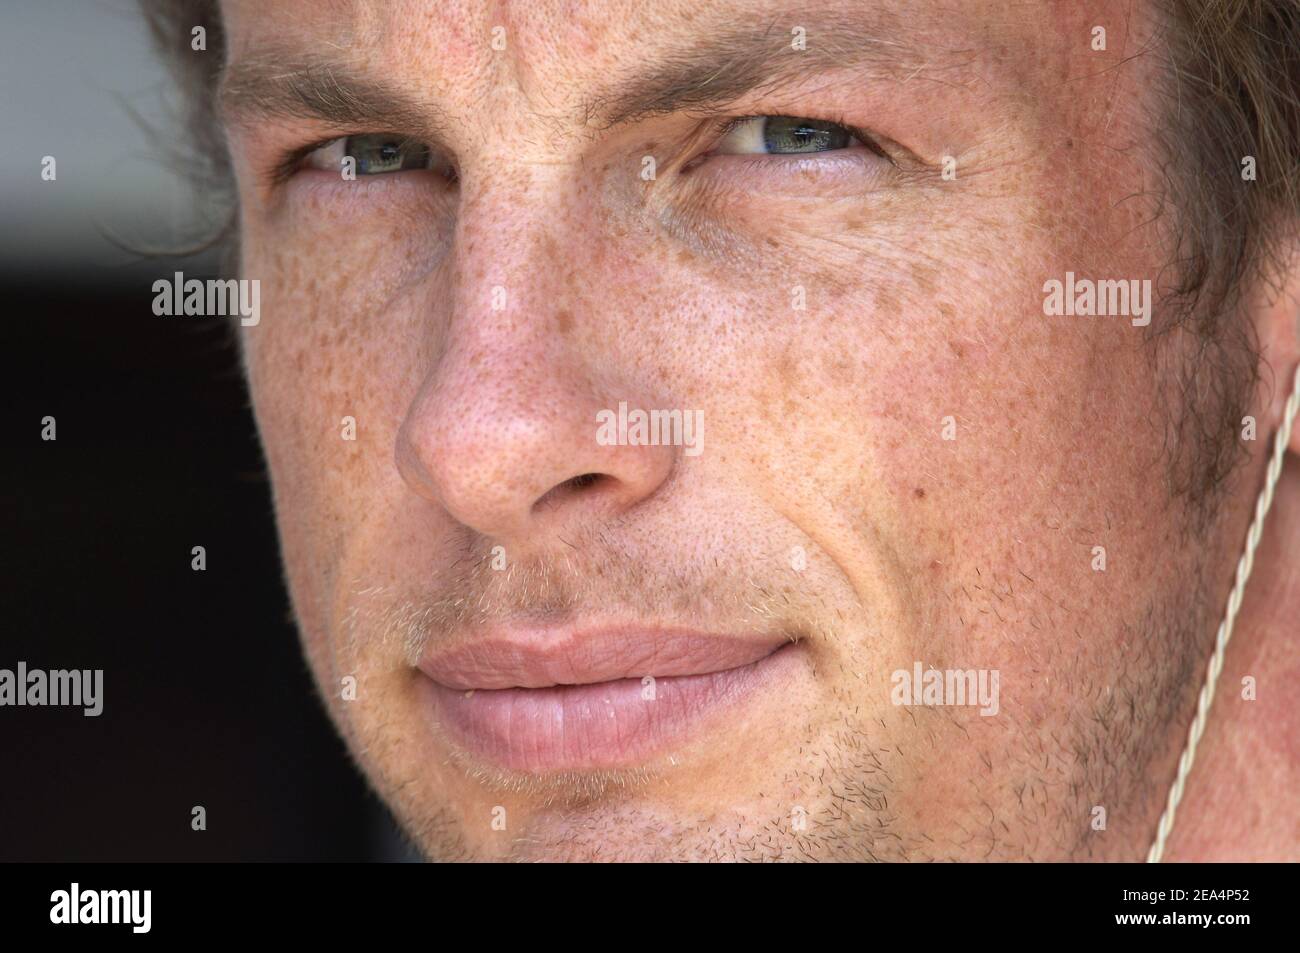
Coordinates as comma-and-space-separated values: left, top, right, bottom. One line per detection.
764, 118, 840, 154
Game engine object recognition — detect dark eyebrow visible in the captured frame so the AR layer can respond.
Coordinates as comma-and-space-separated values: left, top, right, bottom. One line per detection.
219, 12, 942, 136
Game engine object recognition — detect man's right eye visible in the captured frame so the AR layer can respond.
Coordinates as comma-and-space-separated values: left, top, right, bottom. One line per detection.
303, 133, 441, 176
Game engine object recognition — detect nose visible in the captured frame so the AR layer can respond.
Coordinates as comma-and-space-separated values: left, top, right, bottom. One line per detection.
395, 179, 677, 545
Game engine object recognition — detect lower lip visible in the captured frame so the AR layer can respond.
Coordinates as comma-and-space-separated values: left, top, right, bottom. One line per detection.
422, 643, 799, 773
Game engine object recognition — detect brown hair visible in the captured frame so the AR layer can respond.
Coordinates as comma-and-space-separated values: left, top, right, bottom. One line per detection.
140, 1, 233, 257
1152, 1, 1300, 509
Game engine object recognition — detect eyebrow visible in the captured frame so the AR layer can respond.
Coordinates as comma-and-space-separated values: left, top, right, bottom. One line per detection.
586, 16, 932, 129
219, 53, 450, 140
219, 11, 940, 137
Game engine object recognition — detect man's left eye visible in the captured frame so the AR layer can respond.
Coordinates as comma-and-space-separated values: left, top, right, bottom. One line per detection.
712, 116, 862, 155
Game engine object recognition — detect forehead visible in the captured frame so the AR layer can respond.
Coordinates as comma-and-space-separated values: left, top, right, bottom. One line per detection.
218, 0, 1130, 99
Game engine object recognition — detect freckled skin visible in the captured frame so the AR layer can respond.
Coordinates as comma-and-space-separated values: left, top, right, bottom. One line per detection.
220, 0, 1300, 860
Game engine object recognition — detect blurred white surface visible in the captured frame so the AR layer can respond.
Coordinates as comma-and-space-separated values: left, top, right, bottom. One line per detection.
0, 0, 217, 273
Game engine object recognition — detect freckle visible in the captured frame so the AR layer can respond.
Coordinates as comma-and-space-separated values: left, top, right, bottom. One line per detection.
910, 261, 938, 295
914, 487, 926, 500
948, 339, 965, 359
822, 353, 853, 384
676, 248, 694, 264
775, 347, 797, 391
556, 309, 573, 334
814, 267, 848, 297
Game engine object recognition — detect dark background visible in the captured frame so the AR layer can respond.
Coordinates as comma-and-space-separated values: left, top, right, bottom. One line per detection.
3, 269, 418, 861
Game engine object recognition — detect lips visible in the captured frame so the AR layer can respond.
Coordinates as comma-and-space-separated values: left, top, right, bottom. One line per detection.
417, 625, 798, 773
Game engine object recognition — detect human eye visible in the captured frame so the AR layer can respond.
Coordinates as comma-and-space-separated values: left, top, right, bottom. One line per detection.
301, 132, 451, 177
710, 116, 869, 156
681, 113, 898, 192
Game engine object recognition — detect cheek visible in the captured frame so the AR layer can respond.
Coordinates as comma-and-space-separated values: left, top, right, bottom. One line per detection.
239, 228, 427, 617
709, 181, 1173, 657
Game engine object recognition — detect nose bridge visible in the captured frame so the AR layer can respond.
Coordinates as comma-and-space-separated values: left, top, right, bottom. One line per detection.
394, 154, 678, 543
436, 158, 584, 407
456, 156, 585, 319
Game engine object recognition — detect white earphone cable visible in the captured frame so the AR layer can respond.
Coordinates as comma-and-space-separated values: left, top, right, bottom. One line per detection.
1147, 360, 1300, 862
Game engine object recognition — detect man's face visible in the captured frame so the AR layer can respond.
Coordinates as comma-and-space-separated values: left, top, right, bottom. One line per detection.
219, 0, 1227, 859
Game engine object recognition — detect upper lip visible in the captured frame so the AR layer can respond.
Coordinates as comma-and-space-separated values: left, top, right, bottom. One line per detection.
418, 624, 790, 690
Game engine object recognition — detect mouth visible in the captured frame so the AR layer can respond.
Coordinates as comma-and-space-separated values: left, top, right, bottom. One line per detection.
417, 625, 800, 773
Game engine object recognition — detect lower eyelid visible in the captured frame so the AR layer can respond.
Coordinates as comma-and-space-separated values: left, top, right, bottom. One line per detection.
701, 146, 880, 174
684, 148, 896, 194
280, 168, 459, 218
293, 166, 453, 189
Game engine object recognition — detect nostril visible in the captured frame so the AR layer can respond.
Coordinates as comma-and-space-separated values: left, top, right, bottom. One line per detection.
533, 473, 607, 513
